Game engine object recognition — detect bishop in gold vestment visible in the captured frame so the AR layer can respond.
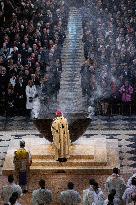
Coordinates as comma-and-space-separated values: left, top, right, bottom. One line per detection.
51, 111, 71, 162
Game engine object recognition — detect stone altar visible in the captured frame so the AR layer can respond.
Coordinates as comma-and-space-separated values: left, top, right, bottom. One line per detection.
2, 136, 119, 175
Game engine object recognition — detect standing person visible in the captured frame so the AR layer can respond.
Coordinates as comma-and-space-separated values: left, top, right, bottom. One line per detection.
14, 76, 26, 116
6, 84, 15, 116
25, 80, 37, 117
51, 111, 71, 162
119, 81, 134, 115
32, 179, 52, 205
105, 167, 126, 205
83, 179, 105, 205
80, 59, 91, 96
60, 182, 81, 205
31, 94, 40, 119
1, 175, 22, 204
122, 177, 136, 205
104, 189, 117, 205
127, 173, 136, 187
13, 140, 32, 193
6, 192, 22, 205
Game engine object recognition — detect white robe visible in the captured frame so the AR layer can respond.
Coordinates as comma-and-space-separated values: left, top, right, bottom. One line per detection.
60, 189, 81, 205
83, 187, 105, 205
105, 174, 126, 204
127, 174, 136, 187
31, 97, 40, 118
32, 188, 52, 205
25, 85, 37, 110
122, 185, 136, 205
1, 183, 22, 204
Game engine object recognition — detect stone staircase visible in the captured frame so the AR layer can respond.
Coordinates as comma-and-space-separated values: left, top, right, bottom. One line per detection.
58, 8, 85, 113
37, 7, 86, 118
2, 136, 119, 175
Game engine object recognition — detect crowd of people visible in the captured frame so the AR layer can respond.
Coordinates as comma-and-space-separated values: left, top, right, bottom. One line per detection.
81, 0, 136, 115
1, 168, 136, 204
0, 0, 69, 117
0, 0, 136, 118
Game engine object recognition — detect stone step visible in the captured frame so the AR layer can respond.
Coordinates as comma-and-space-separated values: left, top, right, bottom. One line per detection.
60, 82, 81, 86
62, 51, 83, 53
60, 79, 81, 83
64, 37, 82, 39
60, 79, 81, 82
60, 84, 81, 87
58, 99, 82, 102
61, 66, 81, 69
62, 59, 83, 62
62, 55, 82, 57
57, 102, 82, 106
60, 75, 81, 78
60, 76, 80, 78
60, 76, 80, 79
57, 99, 82, 102
31, 159, 107, 167
60, 77, 80, 80
58, 94, 82, 98
58, 93, 82, 96
58, 97, 83, 100
63, 44, 83, 47
60, 78, 81, 81
63, 43, 82, 46
59, 92, 81, 95
61, 66, 82, 69
62, 52, 83, 55
30, 166, 113, 174
63, 42, 82, 44
32, 154, 94, 160
3, 137, 116, 175
60, 85, 81, 88
60, 72, 81, 75
67, 28, 82, 30
62, 50, 83, 52
62, 55, 83, 57
60, 80, 81, 83
62, 56, 83, 58
59, 90, 82, 93
62, 48, 83, 50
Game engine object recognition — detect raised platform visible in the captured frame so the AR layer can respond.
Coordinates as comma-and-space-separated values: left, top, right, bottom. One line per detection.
2, 136, 119, 175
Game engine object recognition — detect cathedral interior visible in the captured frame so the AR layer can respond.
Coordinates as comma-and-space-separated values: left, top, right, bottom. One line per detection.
0, 0, 136, 204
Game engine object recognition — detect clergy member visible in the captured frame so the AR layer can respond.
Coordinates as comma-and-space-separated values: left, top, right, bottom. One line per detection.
13, 140, 32, 193
51, 111, 71, 162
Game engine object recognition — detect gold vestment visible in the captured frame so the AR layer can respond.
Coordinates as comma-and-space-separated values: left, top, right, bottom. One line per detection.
51, 116, 71, 161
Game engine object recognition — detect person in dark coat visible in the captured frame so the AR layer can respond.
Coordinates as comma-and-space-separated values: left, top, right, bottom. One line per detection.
14, 76, 26, 115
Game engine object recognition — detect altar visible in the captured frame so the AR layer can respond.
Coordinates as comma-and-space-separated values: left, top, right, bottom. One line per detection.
2, 136, 119, 175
